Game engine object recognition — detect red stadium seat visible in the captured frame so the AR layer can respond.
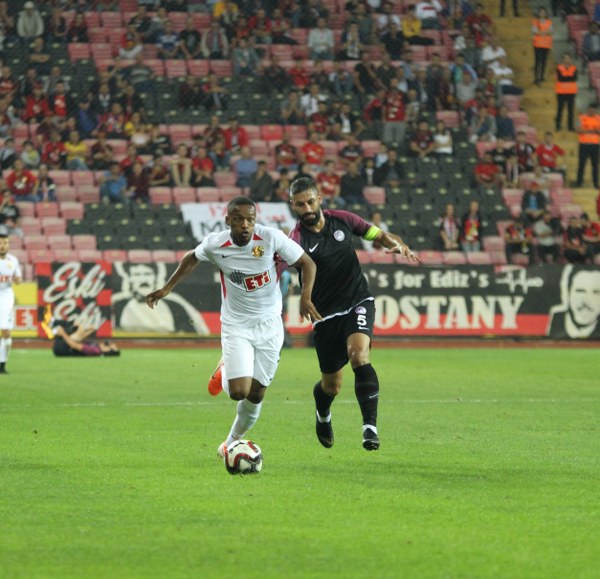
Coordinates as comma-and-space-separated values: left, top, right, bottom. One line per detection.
68, 43, 92, 60
418, 251, 444, 265
209, 60, 233, 78
59, 201, 84, 219
149, 188, 173, 204
482, 236, 505, 252
15, 202, 35, 218
77, 249, 103, 262
100, 12, 123, 27
48, 170, 72, 186
165, 59, 188, 79
128, 249, 152, 263
151, 250, 177, 262
214, 172, 237, 187
103, 249, 128, 262
172, 187, 196, 204
42, 217, 67, 236
364, 187, 386, 204
188, 60, 210, 77
52, 249, 80, 262
36, 202, 60, 218
47, 235, 72, 250
196, 188, 221, 202
261, 125, 284, 141
72, 234, 97, 250
71, 171, 95, 186
220, 186, 242, 201
76, 187, 100, 204
28, 249, 55, 263
24, 235, 48, 250
443, 251, 467, 265
466, 251, 493, 265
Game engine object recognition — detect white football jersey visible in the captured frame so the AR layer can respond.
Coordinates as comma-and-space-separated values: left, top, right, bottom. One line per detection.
0, 254, 22, 305
194, 224, 304, 327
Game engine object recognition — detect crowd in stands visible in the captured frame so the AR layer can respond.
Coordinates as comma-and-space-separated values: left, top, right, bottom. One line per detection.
0, 0, 599, 274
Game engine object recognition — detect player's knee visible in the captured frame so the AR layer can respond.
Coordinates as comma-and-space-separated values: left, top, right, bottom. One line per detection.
348, 349, 370, 368
322, 379, 342, 396
228, 389, 246, 401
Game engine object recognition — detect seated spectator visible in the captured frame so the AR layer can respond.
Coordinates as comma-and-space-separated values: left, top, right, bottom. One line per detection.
208, 139, 231, 172
474, 152, 502, 189
0, 138, 16, 171
353, 51, 385, 107
306, 18, 335, 60
124, 54, 156, 94
460, 200, 483, 252
317, 159, 342, 206
28, 37, 51, 77
481, 35, 507, 68
377, 53, 399, 91
339, 134, 364, 168
581, 212, 600, 257
381, 21, 405, 60
455, 71, 477, 110
119, 144, 143, 178
67, 12, 88, 43
235, 146, 258, 189
533, 211, 561, 263
20, 140, 40, 170
156, 20, 181, 60
403, 5, 434, 45
147, 151, 171, 186
496, 105, 517, 141
415, 0, 443, 29
0, 190, 24, 237
179, 16, 202, 60
352, 2, 376, 44
521, 181, 547, 223
179, 76, 205, 110
536, 131, 566, 176
270, 7, 296, 45
273, 168, 293, 202
340, 21, 364, 61
563, 216, 589, 263
583, 22, 600, 62
45, 7, 67, 43
504, 216, 534, 264
333, 101, 365, 139
231, 37, 260, 78
7, 158, 39, 202
329, 61, 354, 100
433, 119, 453, 156
300, 132, 325, 173
469, 107, 497, 144
376, 1, 401, 37
289, 58, 311, 91
374, 143, 389, 169
42, 129, 67, 169
128, 5, 155, 43
310, 60, 330, 92
24, 83, 50, 123
120, 25, 144, 60
511, 130, 537, 173
260, 54, 291, 94
0, 99, 16, 138
248, 8, 272, 45
438, 203, 461, 251
36, 163, 56, 202
362, 210, 390, 252
169, 144, 192, 187
374, 148, 403, 190
100, 162, 128, 204
249, 161, 274, 202
101, 102, 126, 138
340, 161, 367, 206
275, 135, 299, 171
223, 116, 249, 154
408, 120, 436, 158
466, 2, 493, 47
201, 18, 229, 60
300, 83, 327, 118
191, 146, 216, 187
17, 2, 44, 43
126, 161, 150, 204
280, 90, 305, 125
382, 85, 407, 147
202, 72, 229, 112
489, 55, 524, 96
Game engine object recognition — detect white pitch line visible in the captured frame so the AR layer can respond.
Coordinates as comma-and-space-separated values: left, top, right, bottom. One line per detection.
0, 399, 598, 409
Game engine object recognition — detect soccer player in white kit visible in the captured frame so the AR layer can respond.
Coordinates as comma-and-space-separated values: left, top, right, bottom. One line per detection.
0, 231, 22, 374
146, 197, 321, 456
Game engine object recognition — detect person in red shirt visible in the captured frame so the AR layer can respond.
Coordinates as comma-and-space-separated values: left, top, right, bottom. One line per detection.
408, 120, 436, 158
300, 132, 325, 172
474, 152, 502, 188
248, 8, 272, 45
191, 145, 215, 187
42, 129, 66, 169
535, 131, 566, 174
223, 115, 249, 153
49, 81, 74, 118
289, 57, 311, 91
466, 3, 493, 47
382, 85, 406, 147
6, 159, 39, 202
316, 159, 341, 205
504, 217, 534, 264
119, 143, 143, 177
460, 200, 483, 251
24, 84, 50, 123
581, 212, 600, 257
309, 101, 331, 140
274, 134, 298, 170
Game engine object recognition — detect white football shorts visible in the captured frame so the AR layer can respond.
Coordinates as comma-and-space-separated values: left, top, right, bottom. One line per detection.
221, 315, 284, 387
0, 301, 14, 330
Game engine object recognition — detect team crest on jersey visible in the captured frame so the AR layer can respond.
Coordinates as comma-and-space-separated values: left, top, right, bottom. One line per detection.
355, 306, 367, 315
252, 245, 265, 257
334, 230, 345, 242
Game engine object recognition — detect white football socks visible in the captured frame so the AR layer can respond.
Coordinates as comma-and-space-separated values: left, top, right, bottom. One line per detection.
0, 338, 11, 363
316, 411, 331, 423
362, 424, 378, 434
226, 398, 262, 446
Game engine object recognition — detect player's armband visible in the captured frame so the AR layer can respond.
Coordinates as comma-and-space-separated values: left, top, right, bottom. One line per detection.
362, 226, 382, 241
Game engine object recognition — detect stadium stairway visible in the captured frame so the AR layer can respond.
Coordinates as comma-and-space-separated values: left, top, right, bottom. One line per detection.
483, 0, 598, 216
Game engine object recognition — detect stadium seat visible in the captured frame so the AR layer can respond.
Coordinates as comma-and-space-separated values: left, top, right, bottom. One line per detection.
418, 251, 444, 265
28, 249, 55, 263
214, 172, 237, 187
356, 250, 373, 264
15, 202, 36, 218
128, 249, 152, 263
71, 171, 96, 186
48, 235, 73, 250
490, 251, 508, 265
103, 249, 127, 262
53, 249, 80, 262
77, 187, 101, 204
370, 252, 395, 264
100, 12, 124, 28
149, 188, 173, 204
72, 234, 97, 250
42, 217, 67, 235
90, 42, 113, 59
77, 249, 103, 262
68, 43, 92, 60
443, 251, 467, 265
209, 60, 233, 78
466, 251, 493, 265
151, 250, 176, 262
187, 60, 210, 77
173, 187, 196, 204
197, 188, 221, 202
36, 203, 60, 218
10, 249, 28, 263
220, 186, 242, 201
55, 186, 78, 202
24, 235, 48, 250
482, 236, 505, 252
165, 60, 188, 79
364, 187, 386, 204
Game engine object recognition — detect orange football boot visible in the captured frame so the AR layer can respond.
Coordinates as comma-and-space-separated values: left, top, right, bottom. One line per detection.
207, 358, 224, 396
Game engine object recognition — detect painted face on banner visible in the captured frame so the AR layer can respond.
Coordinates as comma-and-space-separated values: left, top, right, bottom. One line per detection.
569, 271, 600, 327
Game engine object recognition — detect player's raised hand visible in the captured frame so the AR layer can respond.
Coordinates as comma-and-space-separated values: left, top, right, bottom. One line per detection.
386, 242, 421, 263
300, 296, 322, 323
145, 288, 170, 309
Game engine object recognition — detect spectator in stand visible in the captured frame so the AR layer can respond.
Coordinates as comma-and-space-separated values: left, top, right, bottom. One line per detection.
124, 54, 156, 94
235, 146, 257, 189
28, 37, 51, 77
354, 51, 384, 108
403, 5, 434, 46
311, 60, 330, 92
67, 12, 88, 43
460, 200, 483, 252
449, 53, 478, 89
203, 72, 229, 112
49, 81, 74, 120
249, 161, 274, 202
119, 143, 143, 178
201, 18, 229, 60
521, 181, 547, 223
102, 102, 126, 138
125, 113, 151, 152
128, 5, 155, 43
126, 161, 150, 204
149, 6, 170, 40
467, 3, 493, 47
381, 85, 406, 147
23, 83, 50, 124
270, 168, 291, 202
360, 210, 389, 252
294, 0, 329, 28
147, 151, 172, 186
339, 134, 364, 168
260, 54, 291, 93
36, 163, 56, 202
0, 190, 23, 238
581, 212, 600, 257
316, 159, 342, 206
0, 99, 15, 138
289, 57, 311, 91
536, 131, 566, 176
7, 159, 39, 202
433, 119, 453, 156
178, 16, 202, 60
437, 203, 461, 251
374, 148, 402, 190
583, 22, 600, 63
408, 120, 436, 158
301, 132, 325, 173
340, 161, 367, 206
248, 8, 272, 45
191, 145, 215, 187
156, 20, 181, 60
350, 2, 376, 45
563, 216, 589, 263
496, 104, 517, 141
64, 130, 88, 171
340, 21, 363, 61
376, 1, 401, 36
481, 35, 507, 68
100, 162, 129, 204
20, 140, 40, 170
0, 1, 14, 49
381, 21, 404, 61
89, 131, 113, 170
455, 70, 477, 110
555, 53, 577, 132
470, 106, 497, 144
231, 36, 260, 77
119, 25, 144, 60
533, 211, 561, 263
300, 82, 327, 118
0, 138, 16, 171
377, 53, 398, 92
223, 115, 248, 154
490, 55, 524, 97
179, 75, 205, 110
208, 138, 231, 172
42, 129, 66, 169
511, 130, 537, 173
329, 60, 354, 100
17, 1, 44, 43
415, 0, 443, 29
505, 216, 534, 264
275, 134, 299, 171
169, 144, 192, 187
45, 7, 67, 43
576, 102, 600, 188
474, 152, 502, 189
532, 7, 553, 85
91, 83, 114, 118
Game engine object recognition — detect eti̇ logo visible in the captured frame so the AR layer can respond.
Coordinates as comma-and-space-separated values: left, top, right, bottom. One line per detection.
243, 270, 272, 292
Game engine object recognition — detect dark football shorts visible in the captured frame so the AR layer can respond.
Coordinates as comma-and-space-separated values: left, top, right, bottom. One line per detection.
313, 299, 375, 374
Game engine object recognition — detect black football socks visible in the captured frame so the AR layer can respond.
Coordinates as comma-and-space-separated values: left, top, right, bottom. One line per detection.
353, 363, 379, 428
313, 381, 334, 421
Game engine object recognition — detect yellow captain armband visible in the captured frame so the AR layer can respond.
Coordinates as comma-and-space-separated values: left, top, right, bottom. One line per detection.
362, 226, 382, 241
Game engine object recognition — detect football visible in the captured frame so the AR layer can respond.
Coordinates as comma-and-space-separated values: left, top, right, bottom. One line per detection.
224, 440, 263, 475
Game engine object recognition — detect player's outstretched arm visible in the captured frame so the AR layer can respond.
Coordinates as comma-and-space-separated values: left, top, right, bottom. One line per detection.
378, 231, 421, 263
293, 252, 322, 322
145, 250, 199, 309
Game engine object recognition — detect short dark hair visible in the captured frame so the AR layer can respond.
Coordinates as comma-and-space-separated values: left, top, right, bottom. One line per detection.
289, 176, 318, 196
227, 196, 256, 213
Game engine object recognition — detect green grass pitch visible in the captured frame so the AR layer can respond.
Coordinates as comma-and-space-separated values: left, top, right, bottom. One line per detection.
1, 346, 599, 578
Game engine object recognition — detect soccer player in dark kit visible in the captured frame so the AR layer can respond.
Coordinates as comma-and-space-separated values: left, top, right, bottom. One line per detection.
288, 176, 420, 451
